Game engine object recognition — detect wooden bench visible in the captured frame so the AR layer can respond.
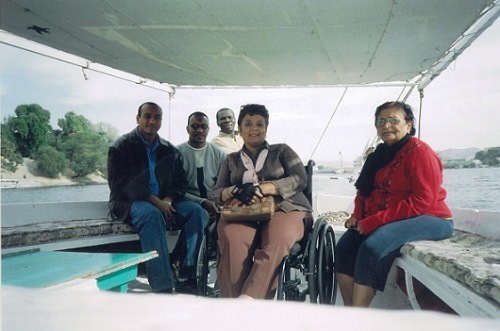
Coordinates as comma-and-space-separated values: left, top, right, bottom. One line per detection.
1, 201, 137, 252
2, 248, 158, 292
396, 208, 500, 318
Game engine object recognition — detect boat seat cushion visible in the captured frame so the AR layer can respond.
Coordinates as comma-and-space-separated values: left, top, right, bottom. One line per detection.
401, 229, 500, 306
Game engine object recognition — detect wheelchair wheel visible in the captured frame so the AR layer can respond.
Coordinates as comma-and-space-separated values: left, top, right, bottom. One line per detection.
317, 223, 337, 304
276, 255, 290, 301
196, 226, 219, 297
308, 218, 337, 304
276, 247, 306, 302
307, 217, 327, 303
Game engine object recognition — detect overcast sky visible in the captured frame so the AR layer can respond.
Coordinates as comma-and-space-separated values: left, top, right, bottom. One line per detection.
1, 18, 499, 165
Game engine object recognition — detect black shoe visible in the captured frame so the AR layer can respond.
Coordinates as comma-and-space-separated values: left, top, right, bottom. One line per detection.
175, 278, 198, 295
177, 265, 196, 281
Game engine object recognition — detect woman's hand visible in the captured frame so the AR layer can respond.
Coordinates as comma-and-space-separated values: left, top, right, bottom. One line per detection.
356, 223, 366, 235
224, 182, 277, 205
344, 216, 359, 230
344, 216, 367, 235
227, 197, 246, 206
231, 183, 260, 204
257, 182, 278, 197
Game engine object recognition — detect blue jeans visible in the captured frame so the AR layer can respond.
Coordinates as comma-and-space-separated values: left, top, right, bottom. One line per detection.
129, 200, 207, 292
335, 215, 453, 291
172, 200, 208, 268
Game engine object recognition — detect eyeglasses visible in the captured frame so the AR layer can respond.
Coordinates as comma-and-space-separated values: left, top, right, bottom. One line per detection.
190, 123, 209, 130
376, 117, 402, 127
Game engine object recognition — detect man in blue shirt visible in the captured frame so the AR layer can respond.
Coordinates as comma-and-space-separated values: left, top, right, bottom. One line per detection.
108, 102, 206, 293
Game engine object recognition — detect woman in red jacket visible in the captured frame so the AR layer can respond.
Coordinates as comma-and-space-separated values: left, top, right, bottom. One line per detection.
336, 101, 453, 307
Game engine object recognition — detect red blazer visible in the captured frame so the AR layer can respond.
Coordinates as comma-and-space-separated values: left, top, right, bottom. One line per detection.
353, 137, 452, 235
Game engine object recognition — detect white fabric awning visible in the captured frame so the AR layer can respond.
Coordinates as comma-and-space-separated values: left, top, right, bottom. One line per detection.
1, 0, 499, 88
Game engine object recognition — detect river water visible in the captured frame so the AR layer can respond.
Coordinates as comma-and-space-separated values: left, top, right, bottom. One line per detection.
314, 167, 500, 212
1, 167, 499, 212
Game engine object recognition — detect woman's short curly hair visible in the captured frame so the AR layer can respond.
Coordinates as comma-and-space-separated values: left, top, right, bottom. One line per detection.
237, 104, 270, 128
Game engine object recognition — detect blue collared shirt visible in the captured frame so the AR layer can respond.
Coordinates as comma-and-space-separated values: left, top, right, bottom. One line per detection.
139, 133, 160, 196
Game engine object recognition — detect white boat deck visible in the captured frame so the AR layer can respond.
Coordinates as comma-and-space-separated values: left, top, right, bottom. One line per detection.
2, 195, 499, 319
3, 280, 499, 331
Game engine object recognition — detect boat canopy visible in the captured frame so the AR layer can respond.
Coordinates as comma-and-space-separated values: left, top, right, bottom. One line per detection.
1, 0, 499, 91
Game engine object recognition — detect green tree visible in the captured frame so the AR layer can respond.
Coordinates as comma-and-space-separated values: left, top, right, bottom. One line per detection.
94, 122, 119, 145
56, 112, 118, 178
475, 150, 486, 160
1, 121, 24, 172
34, 146, 68, 178
475, 147, 500, 166
7, 104, 52, 157
60, 131, 108, 177
58, 112, 93, 136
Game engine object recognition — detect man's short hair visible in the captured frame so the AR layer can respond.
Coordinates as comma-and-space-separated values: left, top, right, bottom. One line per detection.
137, 102, 161, 116
215, 107, 234, 122
187, 111, 209, 125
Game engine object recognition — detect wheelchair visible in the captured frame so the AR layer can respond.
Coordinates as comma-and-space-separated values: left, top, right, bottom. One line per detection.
196, 160, 337, 303
276, 215, 337, 303
276, 160, 337, 304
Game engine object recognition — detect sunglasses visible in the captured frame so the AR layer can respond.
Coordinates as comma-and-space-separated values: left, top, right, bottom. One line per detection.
190, 123, 209, 130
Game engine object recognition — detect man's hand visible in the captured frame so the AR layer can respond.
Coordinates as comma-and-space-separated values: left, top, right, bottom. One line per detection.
201, 199, 220, 215
150, 196, 176, 219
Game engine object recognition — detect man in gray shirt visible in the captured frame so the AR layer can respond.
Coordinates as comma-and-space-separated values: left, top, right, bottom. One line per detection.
174, 111, 226, 293
178, 111, 226, 214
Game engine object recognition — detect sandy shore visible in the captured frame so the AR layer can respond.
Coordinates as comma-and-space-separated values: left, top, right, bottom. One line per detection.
1, 158, 107, 189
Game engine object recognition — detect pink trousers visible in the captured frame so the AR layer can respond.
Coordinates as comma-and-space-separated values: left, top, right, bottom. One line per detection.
217, 210, 305, 299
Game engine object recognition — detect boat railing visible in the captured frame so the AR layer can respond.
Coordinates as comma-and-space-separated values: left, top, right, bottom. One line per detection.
1, 200, 182, 254
313, 193, 500, 241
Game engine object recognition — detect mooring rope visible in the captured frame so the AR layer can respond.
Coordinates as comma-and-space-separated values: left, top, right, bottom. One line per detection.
308, 87, 348, 161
